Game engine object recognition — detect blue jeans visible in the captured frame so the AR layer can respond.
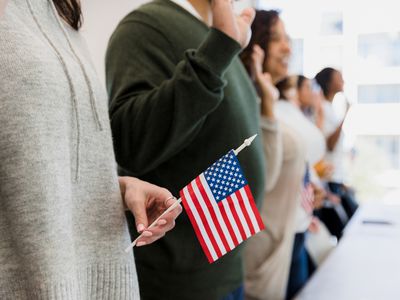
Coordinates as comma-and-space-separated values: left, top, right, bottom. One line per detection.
286, 233, 310, 300
221, 284, 244, 300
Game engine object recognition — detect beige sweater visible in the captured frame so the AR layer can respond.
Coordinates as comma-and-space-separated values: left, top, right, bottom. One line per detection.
244, 118, 306, 300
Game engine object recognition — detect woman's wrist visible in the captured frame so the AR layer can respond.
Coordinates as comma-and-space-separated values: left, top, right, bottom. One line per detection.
261, 98, 275, 119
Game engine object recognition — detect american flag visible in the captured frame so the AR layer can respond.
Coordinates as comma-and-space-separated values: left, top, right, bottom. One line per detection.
301, 164, 314, 214
180, 150, 265, 263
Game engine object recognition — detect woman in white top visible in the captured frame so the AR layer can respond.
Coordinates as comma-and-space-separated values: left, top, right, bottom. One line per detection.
275, 76, 326, 298
315, 68, 347, 183
315, 68, 358, 223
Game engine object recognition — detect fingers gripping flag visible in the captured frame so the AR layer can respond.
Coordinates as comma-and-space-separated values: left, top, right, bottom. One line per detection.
180, 150, 265, 263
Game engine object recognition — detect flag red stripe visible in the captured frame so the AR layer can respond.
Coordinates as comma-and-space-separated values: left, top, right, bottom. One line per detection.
244, 185, 265, 230
226, 195, 247, 241
187, 182, 223, 259
301, 185, 314, 213
196, 177, 231, 252
180, 189, 213, 263
218, 200, 239, 246
302, 198, 313, 212
236, 189, 256, 235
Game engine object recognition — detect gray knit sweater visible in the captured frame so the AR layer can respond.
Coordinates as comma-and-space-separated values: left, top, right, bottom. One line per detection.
0, 0, 139, 298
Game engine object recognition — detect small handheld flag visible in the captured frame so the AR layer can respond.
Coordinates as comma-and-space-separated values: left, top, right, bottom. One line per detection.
301, 163, 314, 214
124, 135, 264, 260
180, 149, 264, 263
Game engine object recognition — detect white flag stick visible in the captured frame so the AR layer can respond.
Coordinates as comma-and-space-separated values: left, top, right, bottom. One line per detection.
124, 198, 182, 253
233, 134, 258, 156
124, 134, 257, 252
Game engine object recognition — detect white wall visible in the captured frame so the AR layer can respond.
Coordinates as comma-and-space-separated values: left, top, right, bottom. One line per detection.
81, 0, 255, 84
81, 0, 148, 83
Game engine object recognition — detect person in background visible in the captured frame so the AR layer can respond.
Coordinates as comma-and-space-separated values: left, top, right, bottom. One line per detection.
315, 68, 358, 225
297, 74, 349, 240
106, 1, 265, 299
296, 74, 343, 263
241, 11, 313, 300
297, 75, 325, 130
0, 0, 181, 299
297, 74, 344, 209
274, 75, 326, 299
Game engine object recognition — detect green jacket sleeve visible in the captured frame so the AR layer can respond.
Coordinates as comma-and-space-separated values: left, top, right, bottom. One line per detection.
106, 21, 241, 175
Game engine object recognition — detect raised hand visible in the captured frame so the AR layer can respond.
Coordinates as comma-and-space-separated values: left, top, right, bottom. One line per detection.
251, 44, 279, 118
211, 0, 255, 48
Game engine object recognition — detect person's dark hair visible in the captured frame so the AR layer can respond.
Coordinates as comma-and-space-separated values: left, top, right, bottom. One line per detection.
315, 67, 336, 98
53, 0, 82, 30
275, 76, 297, 100
296, 75, 308, 90
240, 10, 280, 77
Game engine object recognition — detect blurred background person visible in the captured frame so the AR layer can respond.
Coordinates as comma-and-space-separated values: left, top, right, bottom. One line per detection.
241, 10, 325, 300
297, 75, 325, 130
296, 75, 344, 238
275, 75, 326, 299
241, 10, 304, 300
295, 75, 340, 267
315, 68, 358, 227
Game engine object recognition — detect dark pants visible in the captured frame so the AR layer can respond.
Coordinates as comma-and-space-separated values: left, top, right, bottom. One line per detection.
328, 182, 358, 218
221, 285, 244, 300
316, 182, 359, 239
314, 205, 347, 239
286, 233, 314, 300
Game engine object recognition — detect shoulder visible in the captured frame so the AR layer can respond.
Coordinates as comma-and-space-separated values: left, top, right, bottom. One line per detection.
108, 1, 185, 52
117, 0, 191, 32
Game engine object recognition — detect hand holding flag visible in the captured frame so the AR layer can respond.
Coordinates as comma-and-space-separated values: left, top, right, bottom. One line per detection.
125, 135, 265, 263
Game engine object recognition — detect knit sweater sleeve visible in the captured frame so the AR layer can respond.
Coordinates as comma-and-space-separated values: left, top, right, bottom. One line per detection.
106, 21, 241, 175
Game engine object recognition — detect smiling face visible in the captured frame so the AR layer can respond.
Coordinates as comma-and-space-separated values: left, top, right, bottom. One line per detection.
263, 18, 291, 84
330, 70, 344, 94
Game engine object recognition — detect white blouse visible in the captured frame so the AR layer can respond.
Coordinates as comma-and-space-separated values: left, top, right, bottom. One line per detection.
275, 100, 326, 165
275, 100, 326, 232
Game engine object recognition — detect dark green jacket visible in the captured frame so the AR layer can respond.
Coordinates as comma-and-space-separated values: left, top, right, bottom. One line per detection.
106, 1, 265, 299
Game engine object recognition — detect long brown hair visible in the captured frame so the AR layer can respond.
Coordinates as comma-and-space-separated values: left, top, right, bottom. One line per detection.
53, 0, 82, 30
240, 10, 280, 77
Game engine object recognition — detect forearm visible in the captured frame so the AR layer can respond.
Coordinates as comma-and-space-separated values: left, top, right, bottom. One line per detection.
315, 109, 324, 130
327, 121, 344, 151
261, 98, 275, 120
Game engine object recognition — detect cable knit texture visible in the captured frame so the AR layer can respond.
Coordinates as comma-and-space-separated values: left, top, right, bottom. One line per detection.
0, 0, 139, 298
